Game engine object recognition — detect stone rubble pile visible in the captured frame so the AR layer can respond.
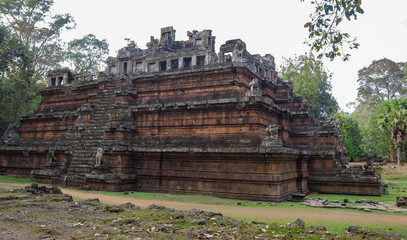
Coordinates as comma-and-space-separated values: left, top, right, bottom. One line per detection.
303, 197, 407, 213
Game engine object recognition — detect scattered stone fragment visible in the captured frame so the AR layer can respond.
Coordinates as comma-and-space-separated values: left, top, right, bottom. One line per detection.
146, 204, 166, 211
191, 219, 207, 225
50, 194, 73, 202
289, 218, 305, 228
105, 205, 124, 213
348, 226, 366, 234
119, 202, 139, 209
82, 198, 103, 207
307, 225, 327, 231
396, 196, 407, 207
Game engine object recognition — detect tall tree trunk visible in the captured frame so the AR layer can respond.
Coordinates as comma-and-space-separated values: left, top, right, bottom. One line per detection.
390, 146, 395, 162
396, 144, 402, 166
405, 143, 407, 164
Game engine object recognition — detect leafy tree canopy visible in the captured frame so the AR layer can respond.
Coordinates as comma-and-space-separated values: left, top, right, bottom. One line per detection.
0, 24, 44, 135
335, 112, 363, 160
0, 0, 75, 83
0, 0, 74, 135
66, 34, 109, 74
377, 97, 407, 165
357, 58, 407, 104
280, 53, 338, 118
303, 0, 364, 61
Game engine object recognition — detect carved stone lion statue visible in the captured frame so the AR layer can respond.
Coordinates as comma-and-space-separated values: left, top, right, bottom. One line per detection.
95, 147, 104, 167
249, 79, 259, 92
265, 125, 278, 140
46, 148, 57, 165
261, 124, 282, 147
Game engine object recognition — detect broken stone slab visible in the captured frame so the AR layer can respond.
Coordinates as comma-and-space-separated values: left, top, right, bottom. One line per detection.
323, 204, 344, 208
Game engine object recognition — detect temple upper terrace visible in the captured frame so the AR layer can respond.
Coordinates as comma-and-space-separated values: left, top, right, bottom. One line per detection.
47, 26, 278, 87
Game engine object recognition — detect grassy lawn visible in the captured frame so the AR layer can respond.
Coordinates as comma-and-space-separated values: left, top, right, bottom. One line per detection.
0, 175, 36, 184
377, 164, 407, 180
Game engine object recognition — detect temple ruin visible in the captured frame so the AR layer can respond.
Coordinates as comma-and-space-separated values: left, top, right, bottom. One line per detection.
0, 27, 381, 201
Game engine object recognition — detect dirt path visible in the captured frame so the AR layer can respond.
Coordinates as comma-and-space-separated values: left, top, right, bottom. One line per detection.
59, 188, 407, 227
2, 182, 407, 227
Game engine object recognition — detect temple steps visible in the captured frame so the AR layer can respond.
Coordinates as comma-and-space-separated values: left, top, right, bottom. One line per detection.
67, 79, 123, 176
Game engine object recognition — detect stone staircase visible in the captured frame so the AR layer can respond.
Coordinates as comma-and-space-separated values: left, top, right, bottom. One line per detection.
66, 78, 121, 186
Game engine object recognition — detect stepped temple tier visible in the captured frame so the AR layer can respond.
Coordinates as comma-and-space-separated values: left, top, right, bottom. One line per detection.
0, 27, 381, 201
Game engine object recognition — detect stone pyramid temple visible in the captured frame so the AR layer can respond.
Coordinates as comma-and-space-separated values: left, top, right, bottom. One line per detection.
0, 27, 381, 201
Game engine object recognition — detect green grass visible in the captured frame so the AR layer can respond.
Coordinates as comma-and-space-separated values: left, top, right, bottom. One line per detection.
240, 217, 407, 237
0, 175, 36, 184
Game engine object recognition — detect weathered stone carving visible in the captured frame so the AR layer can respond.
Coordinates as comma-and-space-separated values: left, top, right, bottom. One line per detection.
95, 147, 104, 167
335, 118, 341, 128
261, 125, 282, 147
266, 125, 278, 139
249, 78, 259, 91
46, 148, 57, 167
246, 78, 262, 99
363, 157, 375, 175
324, 114, 335, 127
334, 134, 347, 168
1, 122, 20, 146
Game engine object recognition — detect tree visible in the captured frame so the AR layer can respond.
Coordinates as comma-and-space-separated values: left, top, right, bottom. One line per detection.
280, 53, 338, 117
66, 34, 109, 74
335, 112, 363, 161
0, 0, 75, 83
0, 25, 45, 135
377, 98, 407, 166
357, 58, 407, 105
303, 0, 364, 61
0, 0, 74, 135
353, 103, 392, 160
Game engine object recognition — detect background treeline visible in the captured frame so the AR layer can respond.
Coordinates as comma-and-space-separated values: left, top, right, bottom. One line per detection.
0, 0, 109, 135
281, 55, 407, 165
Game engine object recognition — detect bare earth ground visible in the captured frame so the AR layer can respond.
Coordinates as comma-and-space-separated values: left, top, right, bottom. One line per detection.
60, 188, 407, 227
1, 182, 406, 239
2, 182, 406, 228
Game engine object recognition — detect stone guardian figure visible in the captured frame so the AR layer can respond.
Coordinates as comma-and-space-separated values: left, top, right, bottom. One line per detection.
95, 147, 104, 167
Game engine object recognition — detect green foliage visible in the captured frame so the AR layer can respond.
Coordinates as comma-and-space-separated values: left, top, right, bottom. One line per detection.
0, 0, 75, 82
357, 58, 407, 104
377, 98, 407, 165
0, 24, 44, 134
65, 34, 109, 74
352, 102, 392, 159
0, 0, 74, 135
302, 0, 364, 61
280, 53, 338, 117
335, 112, 363, 160
350, 58, 407, 162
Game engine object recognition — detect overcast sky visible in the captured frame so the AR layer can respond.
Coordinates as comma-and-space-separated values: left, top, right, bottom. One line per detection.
51, 0, 407, 112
